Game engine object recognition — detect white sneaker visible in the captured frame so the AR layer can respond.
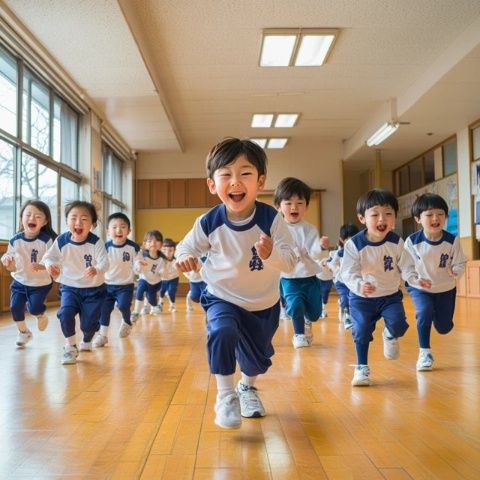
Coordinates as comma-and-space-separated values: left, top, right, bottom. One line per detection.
16, 330, 32, 348
186, 295, 194, 312
119, 322, 133, 338
36, 313, 48, 331
150, 305, 161, 315
140, 306, 149, 315
382, 328, 399, 360
343, 313, 353, 330
62, 345, 79, 365
320, 304, 328, 318
304, 320, 313, 340
416, 350, 434, 371
131, 311, 139, 322
292, 333, 312, 348
78, 341, 92, 352
352, 365, 371, 386
169, 303, 176, 312
92, 334, 108, 348
236, 382, 266, 418
214, 392, 241, 429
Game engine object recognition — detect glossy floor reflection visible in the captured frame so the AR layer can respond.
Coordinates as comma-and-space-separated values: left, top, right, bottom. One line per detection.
0, 295, 479, 479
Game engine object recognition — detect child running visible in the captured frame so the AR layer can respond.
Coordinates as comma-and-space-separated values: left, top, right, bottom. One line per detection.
175, 137, 296, 429
274, 177, 326, 348
184, 257, 207, 312
340, 189, 419, 386
93, 212, 142, 347
131, 230, 166, 319
404, 193, 466, 371
42, 201, 108, 364
1, 200, 57, 347
158, 238, 179, 312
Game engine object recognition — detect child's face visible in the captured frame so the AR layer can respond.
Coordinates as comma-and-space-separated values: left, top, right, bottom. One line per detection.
358, 204, 396, 242
207, 154, 265, 221
21, 205, 47, 239
161, 245, 175, 260
415, 208, 446, 240
67, 207, 93, 242
144, 237, 162, 255
108, 219, 130, 245
277, 195, 307, 224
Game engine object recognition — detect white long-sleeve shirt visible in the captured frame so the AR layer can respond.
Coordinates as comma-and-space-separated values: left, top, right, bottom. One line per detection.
404, 229, 466, 293
137, 252, 167, 285
340, 229, 418, 298
42, 232, 109, 288
161, 259, 179, 281
175, 201, 297, 311
1, 231, 54, 286
280, 220, 325, 279
104, 239, 142, 285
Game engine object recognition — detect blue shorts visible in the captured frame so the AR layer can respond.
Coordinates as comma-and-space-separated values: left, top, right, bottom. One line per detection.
349, 290, 409, 344
100, 283, 134, 326
201, 291, 280, 376
189, 281, 207, 302
406, 285, 456, 334
10, 280, 52, 321
159, 277, 179, 303
335, 281, 350, 310
135, 279, 161, 305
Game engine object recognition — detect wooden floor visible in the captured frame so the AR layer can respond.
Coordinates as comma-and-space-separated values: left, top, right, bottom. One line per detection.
0, 294, 479, 480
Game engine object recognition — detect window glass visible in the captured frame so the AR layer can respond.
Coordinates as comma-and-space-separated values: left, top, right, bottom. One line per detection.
103, 148, 112, 195
442, 140, 457, 176
38, 164, 58, 233
20, 151, 37, 204
399, 165, 409, 195
22, 69, 50, 155
0, 48, 17, 136
424, 151, 435, 184
0, 139, 15, 239
473, 126, 480, 161
112, 155, 122, 199
53, 96, 78, 168
409, 157, 423, 191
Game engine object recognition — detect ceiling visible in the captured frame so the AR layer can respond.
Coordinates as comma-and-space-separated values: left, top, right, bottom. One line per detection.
3, 0, 480, 173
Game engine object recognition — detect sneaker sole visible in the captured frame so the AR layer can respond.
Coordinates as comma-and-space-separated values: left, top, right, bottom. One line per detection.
214, 418, 241, 429
351, 379, 371, 386
417, 365, 433, 372
240, 411, 265, 418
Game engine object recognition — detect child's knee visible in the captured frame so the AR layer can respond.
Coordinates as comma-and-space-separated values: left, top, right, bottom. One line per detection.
434, 323, 453, 335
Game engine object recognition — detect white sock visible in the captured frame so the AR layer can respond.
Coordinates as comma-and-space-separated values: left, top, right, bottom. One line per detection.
240, 373, 257, 389
17, 320, 27, 332
215, 374, 235, 400
100, 325, 109, 336
420, 347, 431, 353
133, 300, 142, 312
66, 335, 76, 346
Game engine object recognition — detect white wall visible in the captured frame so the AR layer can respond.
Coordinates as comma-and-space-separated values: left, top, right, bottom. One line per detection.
136, 140, 343, 240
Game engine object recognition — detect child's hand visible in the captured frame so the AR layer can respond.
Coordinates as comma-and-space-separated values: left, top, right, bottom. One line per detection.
446, 266, 457, 277
255, 234, 273, 260
361, 282, 376, 296
31, 262, 46, 272
418, 278, 432, 288
47, 264, 60, 278
2, 255, 16, 272
85, 266, 97, 278
175, 256, 199, 272
139, 260, 148, 269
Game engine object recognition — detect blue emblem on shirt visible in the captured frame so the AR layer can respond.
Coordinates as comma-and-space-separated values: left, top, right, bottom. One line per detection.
383, 255, 393, 271
123, 252, 130, 262
439, 253, 449, 268
249, 246, 264, 271
31, 249, 38, 263
84, 254, 93, 268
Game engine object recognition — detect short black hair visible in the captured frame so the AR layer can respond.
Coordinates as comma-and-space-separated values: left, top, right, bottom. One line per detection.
162, 238, 176, 248
108, 212, 131, 229
64, 200, 98, 226
273, 177, 312, 207
206, 137, 267, 179
339, 223, 359, 240
356, 189, 398, 216
411, 193, 448, 218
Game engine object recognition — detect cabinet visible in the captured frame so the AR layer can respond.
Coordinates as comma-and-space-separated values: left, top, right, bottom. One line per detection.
466, 260, 480, 298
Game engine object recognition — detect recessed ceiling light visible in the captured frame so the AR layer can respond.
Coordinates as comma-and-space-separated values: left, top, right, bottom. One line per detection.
250, 138, 268, 148
251, 114, 274, 128
294, 34, 336, 66
259, 34, 297, 66
274, 114, 299, 128
267, 138, 288, 149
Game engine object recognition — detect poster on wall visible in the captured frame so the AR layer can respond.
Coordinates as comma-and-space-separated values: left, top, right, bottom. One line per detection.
472, 160, 480, 196
475, 196, 480, 225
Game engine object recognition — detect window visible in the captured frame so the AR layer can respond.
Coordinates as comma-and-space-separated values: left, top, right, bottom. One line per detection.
0, 139, 15, 239
102, 142, 125, 227
0, 43, 81, 239
398, 165, 409, 195
473, 125, 480, 161
442, 140, 457, 176
0, 47, 17, 136
23, 69, 50, 155
409, 157, 423, 191
424, 151, 435, 184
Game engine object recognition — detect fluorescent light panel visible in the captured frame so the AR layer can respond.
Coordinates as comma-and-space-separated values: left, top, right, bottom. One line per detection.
250, 138, 267, 148
260, 29, 338, 67
366, 122, 399, 147
267, 138, 288, 149
251, 114, 274, 128
274, 114, 298, 128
